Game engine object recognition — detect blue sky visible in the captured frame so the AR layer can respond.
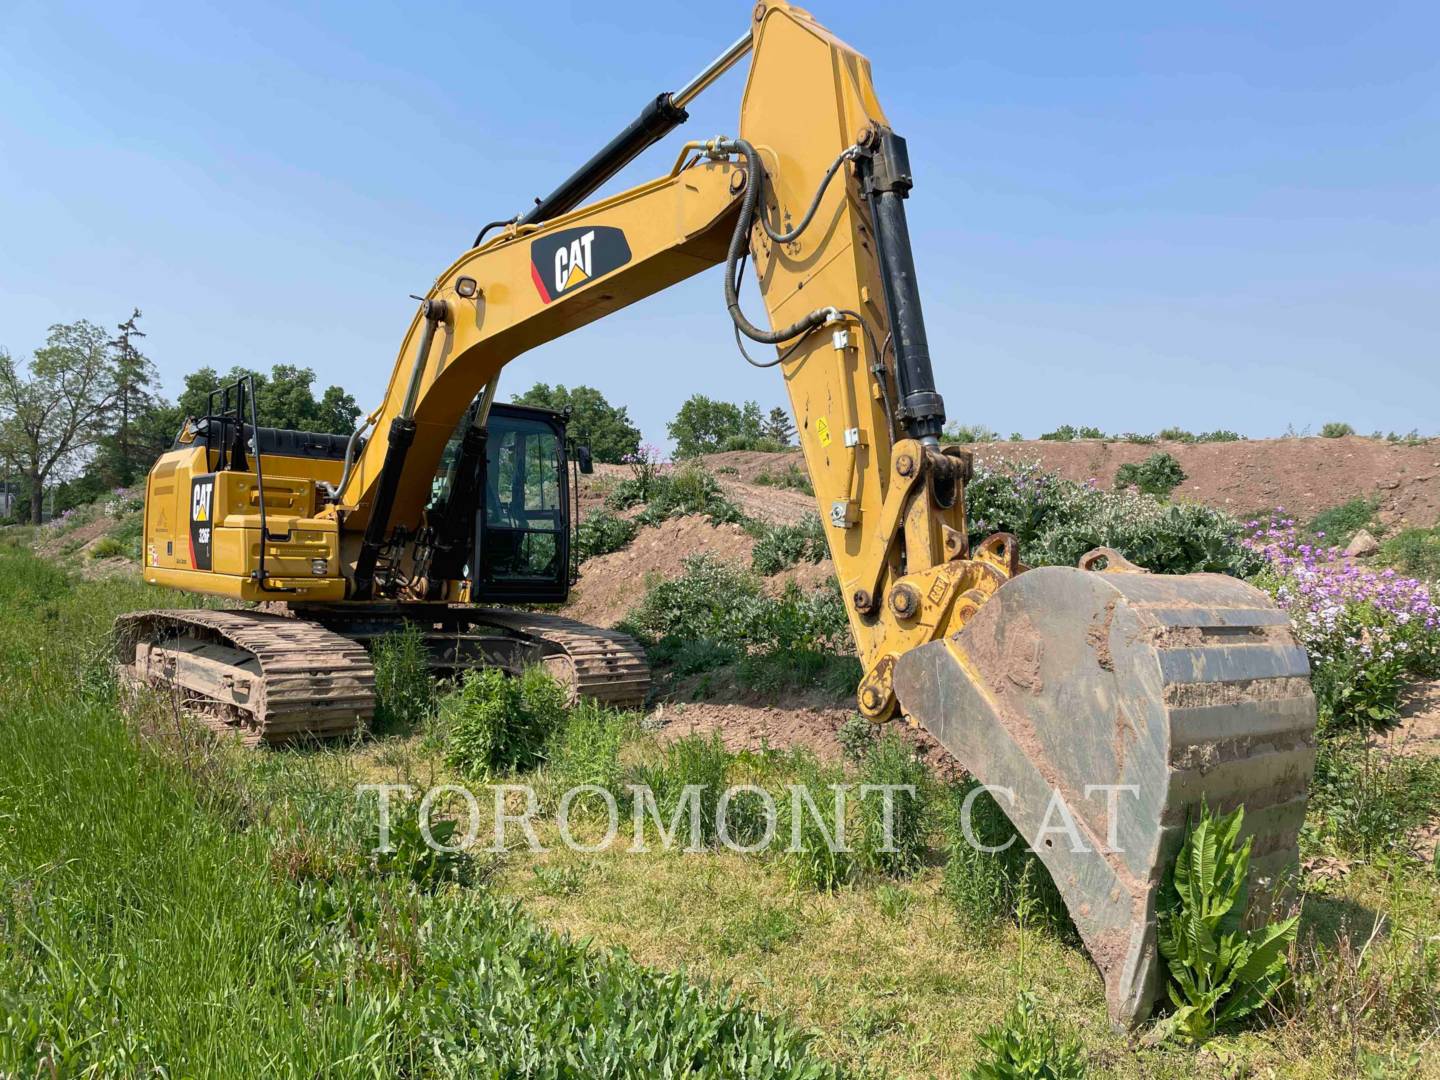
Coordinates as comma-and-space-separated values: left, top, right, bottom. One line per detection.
2, 1, 1436, 445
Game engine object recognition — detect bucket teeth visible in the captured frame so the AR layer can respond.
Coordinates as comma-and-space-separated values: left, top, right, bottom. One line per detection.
893, 567, 1316, 1026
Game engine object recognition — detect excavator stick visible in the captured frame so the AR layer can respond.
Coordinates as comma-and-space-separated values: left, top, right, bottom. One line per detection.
893, 562, 1316, 1025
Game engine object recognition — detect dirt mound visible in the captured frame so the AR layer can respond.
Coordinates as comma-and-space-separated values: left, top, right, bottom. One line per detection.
970, 436, 1440, 527
563, 517, 755, 628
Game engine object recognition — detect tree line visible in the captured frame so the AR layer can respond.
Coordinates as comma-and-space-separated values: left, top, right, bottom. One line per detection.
0, 313, 800, 525
0, 312, 358, 524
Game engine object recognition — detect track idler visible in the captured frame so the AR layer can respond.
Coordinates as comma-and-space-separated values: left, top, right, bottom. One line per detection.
893, 560, 1315, 1025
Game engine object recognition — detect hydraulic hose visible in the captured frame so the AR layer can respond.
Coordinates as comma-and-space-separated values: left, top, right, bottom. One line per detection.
759, 144, 860, 245
720, 138, 836, 345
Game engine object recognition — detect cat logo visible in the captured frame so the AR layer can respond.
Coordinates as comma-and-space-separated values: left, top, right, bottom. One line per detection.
530, 226, 631, 304
192, 480, 212, 523
189, 475, 215, 571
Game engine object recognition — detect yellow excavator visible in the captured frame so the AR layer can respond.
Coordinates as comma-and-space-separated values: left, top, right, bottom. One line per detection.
117, 1, 1316, 1025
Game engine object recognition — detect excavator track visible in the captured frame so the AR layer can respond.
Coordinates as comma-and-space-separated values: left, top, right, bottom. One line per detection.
116, 605, 651, 746
114, 609, 375, 746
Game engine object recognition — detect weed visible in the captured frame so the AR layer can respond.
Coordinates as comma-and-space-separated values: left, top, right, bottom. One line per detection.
751, 513, 828, 574
941, 783, 1071, 936
89, 536, 126, 559
1378, 526, 1440, 581
781, 756, 858, 891
532, 862, 589, 897
874, 883, 913, 921
371, 623, 434, 735
837, 714, 876, 765
1118, 431, 1157, 444
544, 698, 634, 801
941, 422, 999, 444
574, 509, 638, 559
651, 636, 740, 675
967, 991, 1086, 1079
1321, 422, 1356, 438
1306, 735, 1440, 859
857, 732, 928, 878
1113, 451, 1186, 497
1157, 804, 1297, 1041
608, 461, 746, 526
715, 903, 800, 957
441, 666, 566, 779
371, 797, 475, 890
630, 733, 732, 849
754, 462, 814, 495
1306, 498, 1379, 545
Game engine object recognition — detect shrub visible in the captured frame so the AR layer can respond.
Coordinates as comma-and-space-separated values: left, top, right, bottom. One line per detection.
89, 537, 126, 559
1197, 429, 1242, 442
1305, 498, 1378, 545
837, 714, 876, 765
751, 514, 828, 574
621, 555, 851, 657
1113, 451, 1186, 497
1379, 526, 1440, 582
856, 732, 928, 878
1157, 426, 1196, 443
967, 992, 1086, 1080
1321, 422, 1355, 438
633, 463, 747, 527
372, 624, 434, 734
1038, 424, 1103, 442
441, 666, 567, 779
1119, 431, 1157, 444
574, 509, 638, 560
966, 459, 1259, 577
1157, 804, 1297, 1042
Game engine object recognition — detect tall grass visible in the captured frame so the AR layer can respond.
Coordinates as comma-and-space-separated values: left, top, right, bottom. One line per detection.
0, 543, 842, 1077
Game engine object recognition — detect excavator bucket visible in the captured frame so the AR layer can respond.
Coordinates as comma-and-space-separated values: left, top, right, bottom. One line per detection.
893, 562, 1316, 1026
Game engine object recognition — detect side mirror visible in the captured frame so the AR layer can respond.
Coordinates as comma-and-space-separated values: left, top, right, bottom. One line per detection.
576, 445, 594, 475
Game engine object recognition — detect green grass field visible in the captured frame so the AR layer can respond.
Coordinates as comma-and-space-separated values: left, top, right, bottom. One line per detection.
1, 536, 1436, 1077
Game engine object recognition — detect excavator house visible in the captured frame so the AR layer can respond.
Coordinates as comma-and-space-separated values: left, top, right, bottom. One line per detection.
117, 1, 1317, 1026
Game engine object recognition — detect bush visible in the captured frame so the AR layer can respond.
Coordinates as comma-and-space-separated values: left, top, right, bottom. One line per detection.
621, 555, 851, 657
1113, 451, 1186, 497
608, 462, 746, 527
1379, 527, 1440, 581
1038, 425, 1103, 442
441, 666, 567, 779
751, 514, 828, 575
1321, 422, 1356, 438
856, 732, 928, 878
1157, 426, 1195, 443
966, 459, 1260, 577
1305, 498, 1378, 545
372, 624, 434, 734
837, 714, 876, 765
574, 509, 638, 560
89, 536, 126, 559
1157, 804, 1296, 1042
1197, 429, 1242, 442
967, 992, 1085, 1080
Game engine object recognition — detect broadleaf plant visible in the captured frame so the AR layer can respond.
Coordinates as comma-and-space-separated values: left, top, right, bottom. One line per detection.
1157, 804, 1297, 1041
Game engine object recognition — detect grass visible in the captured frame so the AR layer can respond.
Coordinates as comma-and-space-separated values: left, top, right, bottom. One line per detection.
1306, 498, 1380, 545
1379, 526, 1440, 581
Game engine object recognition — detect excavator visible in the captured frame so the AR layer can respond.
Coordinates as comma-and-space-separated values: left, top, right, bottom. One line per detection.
116, 1, 1316, 1026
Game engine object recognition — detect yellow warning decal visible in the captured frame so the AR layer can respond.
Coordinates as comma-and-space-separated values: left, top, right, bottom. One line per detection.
816, 417, 832, 447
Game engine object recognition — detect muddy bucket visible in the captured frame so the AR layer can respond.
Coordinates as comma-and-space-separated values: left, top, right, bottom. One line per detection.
893, 564, 1315, 1025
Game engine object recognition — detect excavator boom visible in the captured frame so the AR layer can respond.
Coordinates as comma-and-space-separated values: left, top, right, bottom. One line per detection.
124, 1, 1315, 1027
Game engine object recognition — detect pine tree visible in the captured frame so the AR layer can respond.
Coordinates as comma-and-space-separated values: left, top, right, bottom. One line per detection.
763, 406, 795, 446
102, 309, 161, 486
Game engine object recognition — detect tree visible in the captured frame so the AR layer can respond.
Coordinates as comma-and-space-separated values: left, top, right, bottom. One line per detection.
512, 383, 641, 464
0, 321, 118, 523
666, 394, 767, 457
763, 406, 795, 446
174, 364, 359, 435
96, 308, 162, 486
